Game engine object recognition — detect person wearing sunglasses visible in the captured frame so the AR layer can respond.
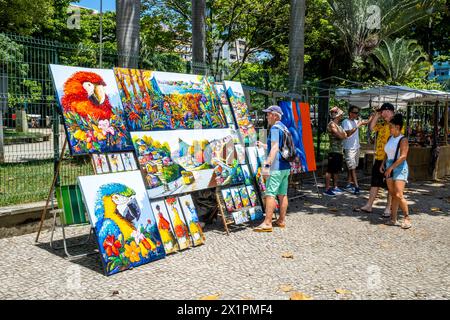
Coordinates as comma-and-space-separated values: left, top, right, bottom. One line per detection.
342, 106, 368, 195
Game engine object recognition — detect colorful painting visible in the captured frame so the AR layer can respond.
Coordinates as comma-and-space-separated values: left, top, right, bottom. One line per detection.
246, 146, 267, 192
165, 197, 192, 250
234, 144, 246, 164
214, 83, 236, 128
78, 171, 165, 276
241, 164, 252, 185
238, 186, 251, 207
132, 129, 245, 198
246, 185, 258, 207
230, 187, 243, 210
279, 101, 316, 172
150, 200, 179, 254
232, 210, 249, 224
49, 65, 132, 155
248, 207, 264, 221
92, 154, 110, 174
108, 153, 125, 172
224, 81, 257, 145
114, 68, 227, 131
178, 195, 205, 246
121, 152, 138, 171
222, 189, 235, 212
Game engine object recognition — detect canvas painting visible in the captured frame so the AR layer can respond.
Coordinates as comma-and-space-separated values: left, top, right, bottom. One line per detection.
108, 153, 125, 172
279, 101, 316, 172
246, 146, 267, 193
92, 154, 110, 174
150, 200, 179, 254
238, 186, 251, 208
132, 129, 245, 198
164, 197, 192, 250
246, 185, 258, 207
49, 65, 132, 155
232, 210, 249, 225
223, 81, 257, 145
78, 171, 166, 276
178, 195, 205, 246
214, 83, 236, 128
114, 68, 227, 131
230, 187, 243, 210
121, 152, 138, 171
234, 144, 246, 164
241, 164, 252, 185
248, 206, 264, 221
221, 189, 235, 212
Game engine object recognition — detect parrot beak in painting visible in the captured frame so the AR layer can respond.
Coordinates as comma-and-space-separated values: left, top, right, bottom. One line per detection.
83, 81, 106, 105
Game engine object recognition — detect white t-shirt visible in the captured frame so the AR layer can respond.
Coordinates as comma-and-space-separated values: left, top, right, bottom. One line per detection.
342, 119, 360, 150
384, 135, 404, 160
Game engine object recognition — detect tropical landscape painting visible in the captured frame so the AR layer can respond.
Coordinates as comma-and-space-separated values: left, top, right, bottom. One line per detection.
131, 129, 245, 198
50, 65, 132, 155
78, 171, 166, 276
224, 81, 257, 145
213, 83, 236, 129
114, 68, 228, 131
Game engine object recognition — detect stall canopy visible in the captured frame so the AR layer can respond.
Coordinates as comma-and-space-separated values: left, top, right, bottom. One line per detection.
335, 85, 450, 109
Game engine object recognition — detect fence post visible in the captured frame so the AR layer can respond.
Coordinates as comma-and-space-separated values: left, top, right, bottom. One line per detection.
0, 72, 6, 163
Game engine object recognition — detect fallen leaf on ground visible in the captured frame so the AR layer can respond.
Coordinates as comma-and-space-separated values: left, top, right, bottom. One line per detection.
328, 207, 339, 212
282, 252, 294, 259
111, 290, 119, 296
290, 292, 313, 300
431, 207, 442, 212
200, 293, 221, 300
279, 284, 294, 292
335, 289, 352, 295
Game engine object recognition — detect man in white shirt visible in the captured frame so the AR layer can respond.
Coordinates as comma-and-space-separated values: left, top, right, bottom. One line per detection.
342, 106, 368, 195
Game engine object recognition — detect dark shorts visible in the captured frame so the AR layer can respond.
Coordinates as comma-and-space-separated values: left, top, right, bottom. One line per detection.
371, 160, 387, 188
326, 152, 343, 174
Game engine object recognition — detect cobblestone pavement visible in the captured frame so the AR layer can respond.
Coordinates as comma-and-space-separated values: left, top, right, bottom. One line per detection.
0, 177, 449, 300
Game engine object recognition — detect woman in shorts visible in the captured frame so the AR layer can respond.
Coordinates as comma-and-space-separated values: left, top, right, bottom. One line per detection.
381, 114, 411, 229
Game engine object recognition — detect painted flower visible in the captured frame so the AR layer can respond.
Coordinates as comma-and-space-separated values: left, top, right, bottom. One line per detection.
73, 130, 87, 141
92, 125, 106, 141
103, 235, 121, 257
124, 241, 141, 263
98, 119, 115, 136
131, 229, 145, 245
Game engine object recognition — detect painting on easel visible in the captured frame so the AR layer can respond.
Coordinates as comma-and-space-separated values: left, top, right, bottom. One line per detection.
49, 65, 132, 155
78, 171, 165, 276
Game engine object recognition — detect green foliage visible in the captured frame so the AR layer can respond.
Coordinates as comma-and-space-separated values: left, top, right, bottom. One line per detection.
369, 38, 431, 84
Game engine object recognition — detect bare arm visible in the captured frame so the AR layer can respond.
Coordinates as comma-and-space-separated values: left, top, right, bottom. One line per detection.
369, 112, 380, 131
265, 141, 279, 165
329, 122, 347, 140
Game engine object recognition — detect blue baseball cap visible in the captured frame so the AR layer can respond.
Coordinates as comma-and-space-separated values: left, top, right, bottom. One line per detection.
262, 105, 283, 117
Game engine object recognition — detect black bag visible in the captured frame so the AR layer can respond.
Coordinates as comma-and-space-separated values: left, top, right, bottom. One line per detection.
275, 124, 297, 162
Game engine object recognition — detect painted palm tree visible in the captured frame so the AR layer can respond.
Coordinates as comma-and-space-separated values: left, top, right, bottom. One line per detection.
288, 0, 306, 94
191, 0, 206, 74
327, 0, 439, 70
370, 38, 431, 84
116, 0, 141, 68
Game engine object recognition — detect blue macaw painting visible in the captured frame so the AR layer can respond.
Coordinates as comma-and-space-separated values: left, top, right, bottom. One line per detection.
78, 171, 166, 276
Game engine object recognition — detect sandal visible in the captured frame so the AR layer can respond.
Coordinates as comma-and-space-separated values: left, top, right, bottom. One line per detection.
253, 224, 273, 232
382, 211, 391, 218
273, 221, 286, 228
386, 220, 400, 226
353, 207, 372, 213
401, 219, 412, 229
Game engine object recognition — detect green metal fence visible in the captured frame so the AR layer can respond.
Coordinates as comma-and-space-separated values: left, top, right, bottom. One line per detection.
0, 33, 224, 207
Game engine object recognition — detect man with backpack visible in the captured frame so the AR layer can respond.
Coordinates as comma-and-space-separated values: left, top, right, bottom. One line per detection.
254, 105, 292, 232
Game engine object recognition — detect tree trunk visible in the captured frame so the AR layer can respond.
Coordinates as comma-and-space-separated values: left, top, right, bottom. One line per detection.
116, 0, 140, 68
191, 0, 206, 75
288, 0, 306, 94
